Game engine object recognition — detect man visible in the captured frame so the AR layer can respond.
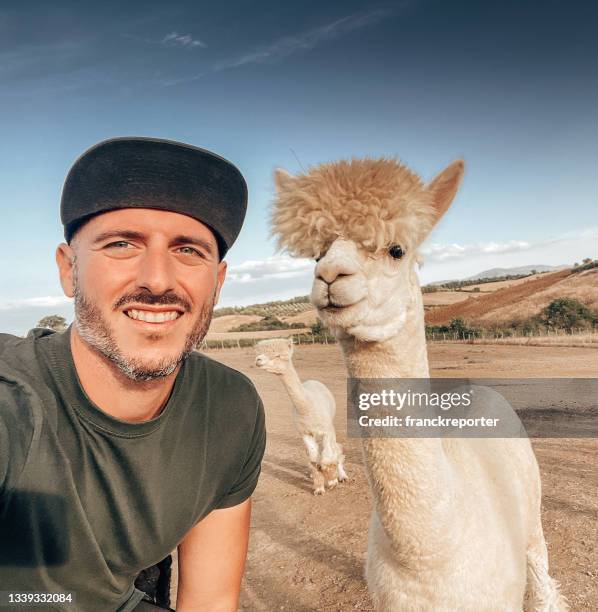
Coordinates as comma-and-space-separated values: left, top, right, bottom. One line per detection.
0, 137, 266, 611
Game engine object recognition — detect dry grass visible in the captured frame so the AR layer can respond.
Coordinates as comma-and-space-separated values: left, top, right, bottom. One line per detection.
480, 268, 598, 323
423, 291, 476, 306
462, 273, 544, 293
204, 328, 311, 341
426, 268, 598, 326
207, 314, 263, 333
281, 310, 318, 326
473, 332, 598, 348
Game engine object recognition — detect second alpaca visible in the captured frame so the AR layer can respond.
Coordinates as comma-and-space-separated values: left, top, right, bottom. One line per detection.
255, 338, 347, 494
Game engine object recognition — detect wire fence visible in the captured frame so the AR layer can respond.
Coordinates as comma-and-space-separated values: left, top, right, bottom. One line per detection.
426, 328, 598, 347
198, 332, 337, 351
199, 328, 597, 351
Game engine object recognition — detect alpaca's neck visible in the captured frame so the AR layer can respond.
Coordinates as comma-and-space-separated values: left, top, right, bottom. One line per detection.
340, 309, 430, 378
339, 299, 456, 563
279, 362, 311, 417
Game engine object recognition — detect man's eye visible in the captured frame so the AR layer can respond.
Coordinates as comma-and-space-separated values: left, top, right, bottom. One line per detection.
106, 241, 132, 249
178, 246, 202, 257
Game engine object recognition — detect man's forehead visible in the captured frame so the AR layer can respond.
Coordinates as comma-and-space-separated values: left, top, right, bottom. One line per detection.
78, 208, 218, 245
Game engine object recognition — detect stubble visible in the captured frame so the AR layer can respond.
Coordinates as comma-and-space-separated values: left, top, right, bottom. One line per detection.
72, 261, 215, 381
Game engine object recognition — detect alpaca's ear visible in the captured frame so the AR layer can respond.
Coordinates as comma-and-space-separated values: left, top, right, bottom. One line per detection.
426, 160, 464, 226
274, 168, 296, 194
287, 338, 294, 349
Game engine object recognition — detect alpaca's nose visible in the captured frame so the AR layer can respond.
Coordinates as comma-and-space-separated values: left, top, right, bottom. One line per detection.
315, 257, 359, 285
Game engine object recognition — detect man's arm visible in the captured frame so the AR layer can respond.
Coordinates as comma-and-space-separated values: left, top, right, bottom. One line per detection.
175, 498, 252, 612
0, 418, 9, 491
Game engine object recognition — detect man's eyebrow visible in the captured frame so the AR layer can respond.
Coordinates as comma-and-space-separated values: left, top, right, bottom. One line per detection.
92, 230, 215, 255
170, 234, 216, 255
92, 230, 146, 245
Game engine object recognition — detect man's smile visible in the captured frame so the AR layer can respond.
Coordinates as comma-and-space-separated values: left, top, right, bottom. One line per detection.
123, 306, 185, 324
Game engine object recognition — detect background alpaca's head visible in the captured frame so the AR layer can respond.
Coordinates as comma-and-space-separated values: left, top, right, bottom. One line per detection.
271, 158, 464, 342
255, 338, 294, 374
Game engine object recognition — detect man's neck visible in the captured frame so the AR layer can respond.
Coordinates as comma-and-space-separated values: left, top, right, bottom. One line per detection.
70, 327, 180, 422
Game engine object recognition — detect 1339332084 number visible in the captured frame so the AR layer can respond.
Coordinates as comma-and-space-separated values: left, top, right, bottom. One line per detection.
0, 592, 76, 606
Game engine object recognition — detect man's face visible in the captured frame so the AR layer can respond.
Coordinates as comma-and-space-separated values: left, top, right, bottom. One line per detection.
57, 208, 227, 381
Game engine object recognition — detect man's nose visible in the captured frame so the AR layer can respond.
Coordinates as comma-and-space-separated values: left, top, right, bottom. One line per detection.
315, 256, 359, 285
136, 247, 177, 295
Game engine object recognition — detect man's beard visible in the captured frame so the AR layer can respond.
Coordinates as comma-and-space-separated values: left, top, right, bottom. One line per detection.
72, 267, 215, 381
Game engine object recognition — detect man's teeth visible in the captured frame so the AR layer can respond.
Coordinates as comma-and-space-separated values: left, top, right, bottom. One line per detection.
126, 309, 181, 323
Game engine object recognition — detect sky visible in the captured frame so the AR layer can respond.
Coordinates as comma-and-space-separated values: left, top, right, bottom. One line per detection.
1, 0, 597, 335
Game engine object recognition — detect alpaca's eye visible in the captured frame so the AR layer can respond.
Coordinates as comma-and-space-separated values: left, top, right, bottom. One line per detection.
388, 245, 404, 260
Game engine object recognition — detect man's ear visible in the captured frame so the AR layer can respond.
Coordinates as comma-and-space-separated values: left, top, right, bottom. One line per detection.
426, 160, 465, 229
273, 168, 296, 194
56, 243, 76, 298
213, 260, 227, 305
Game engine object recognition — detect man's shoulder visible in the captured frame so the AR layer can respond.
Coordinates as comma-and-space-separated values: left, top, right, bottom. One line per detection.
0, 334, 46, 490
0, 328, 56, 362
0, 328, 58, 421
0, 331, 28, 356
187, 350, 260, 401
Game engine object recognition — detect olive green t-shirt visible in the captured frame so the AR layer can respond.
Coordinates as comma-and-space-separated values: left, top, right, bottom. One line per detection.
0, 327, 266, 611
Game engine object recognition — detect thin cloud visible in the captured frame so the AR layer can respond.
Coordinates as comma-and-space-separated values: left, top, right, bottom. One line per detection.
226, 255, 314, 284
0, 296, 72, 312
214, 8, 391, 71
422, 240, 532, 262
162, 6, 396, 85
161, 31, 206, 49
422, 227, 598, 262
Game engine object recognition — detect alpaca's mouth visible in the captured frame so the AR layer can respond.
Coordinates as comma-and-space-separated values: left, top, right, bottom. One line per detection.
321, 298, 365, 312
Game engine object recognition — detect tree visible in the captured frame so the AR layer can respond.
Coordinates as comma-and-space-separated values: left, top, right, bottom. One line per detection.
539, 298, 592, 332
582, 258, 592, 265
37, 315, 67, 332
448, 318, 472, 338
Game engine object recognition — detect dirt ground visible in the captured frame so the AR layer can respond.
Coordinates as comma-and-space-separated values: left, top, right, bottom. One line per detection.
172, 343, 598, 611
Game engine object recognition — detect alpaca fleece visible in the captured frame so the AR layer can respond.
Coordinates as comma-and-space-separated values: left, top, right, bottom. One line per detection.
272, 158, 436, 259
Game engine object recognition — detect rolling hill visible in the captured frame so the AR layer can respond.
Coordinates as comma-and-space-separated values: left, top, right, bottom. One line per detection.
207, 264, 597, 337
425, 268, 598, 325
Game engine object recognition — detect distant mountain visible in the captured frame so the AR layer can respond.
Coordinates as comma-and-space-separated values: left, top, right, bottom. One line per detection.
427, 264, 570, 286
465, 265, 568, 281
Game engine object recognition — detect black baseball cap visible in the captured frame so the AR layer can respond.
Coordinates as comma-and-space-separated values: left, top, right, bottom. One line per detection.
60, 137, 248, 258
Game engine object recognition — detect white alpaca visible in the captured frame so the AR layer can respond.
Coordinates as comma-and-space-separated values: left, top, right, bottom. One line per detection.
271, 158, 567, 611
255, 338, 348, 494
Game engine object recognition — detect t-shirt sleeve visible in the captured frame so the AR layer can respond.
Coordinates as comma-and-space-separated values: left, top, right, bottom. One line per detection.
216, 395, 266, 509
0, 417, 8, 491
0, 379, 37, 497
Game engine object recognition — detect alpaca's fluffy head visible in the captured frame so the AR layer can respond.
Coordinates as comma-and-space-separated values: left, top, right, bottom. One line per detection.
255, 338, 294, 374
272, 158, 440, 260
271, 158, 464, 342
